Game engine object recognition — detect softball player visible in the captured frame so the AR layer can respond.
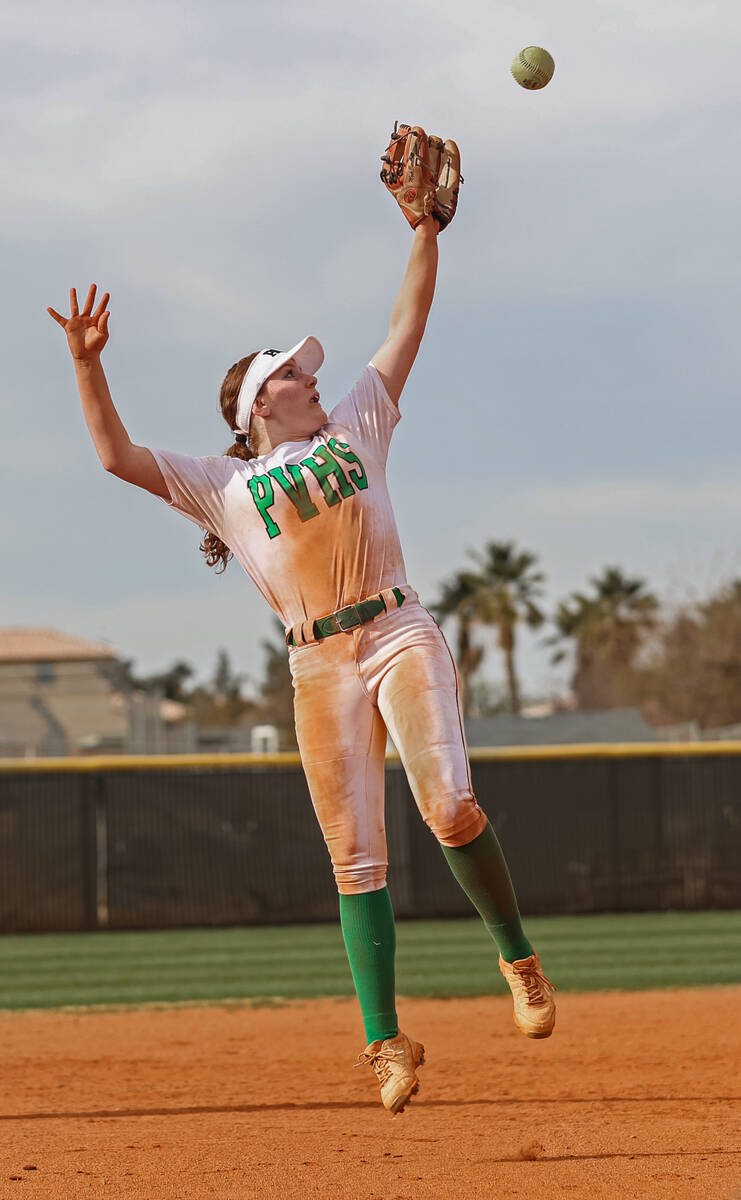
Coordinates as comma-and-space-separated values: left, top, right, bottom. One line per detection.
48, 131, 555, 1116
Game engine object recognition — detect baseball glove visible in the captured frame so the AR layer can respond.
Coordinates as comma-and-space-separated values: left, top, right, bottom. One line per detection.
380, 121, 462, 232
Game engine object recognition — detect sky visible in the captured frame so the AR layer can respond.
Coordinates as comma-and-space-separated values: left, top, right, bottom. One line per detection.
2, 0, 741, 700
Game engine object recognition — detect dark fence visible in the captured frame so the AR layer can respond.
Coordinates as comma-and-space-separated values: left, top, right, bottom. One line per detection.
1, 747, 740, 932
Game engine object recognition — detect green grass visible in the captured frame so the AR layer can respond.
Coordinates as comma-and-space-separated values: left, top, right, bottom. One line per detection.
0, 911, 740, 1012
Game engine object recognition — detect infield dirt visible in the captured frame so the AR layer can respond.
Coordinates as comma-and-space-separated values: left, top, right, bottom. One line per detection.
0, 987, 739, 1199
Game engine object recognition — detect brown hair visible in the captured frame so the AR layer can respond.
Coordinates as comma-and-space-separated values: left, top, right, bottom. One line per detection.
200, 352, 260, 572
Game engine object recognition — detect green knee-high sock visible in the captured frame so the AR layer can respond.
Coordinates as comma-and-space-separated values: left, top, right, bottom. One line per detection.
339, 887, 398, 1045
441, 822, 534, 963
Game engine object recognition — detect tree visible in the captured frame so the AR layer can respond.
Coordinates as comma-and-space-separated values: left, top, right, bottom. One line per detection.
431, 570, 486, 714
644, 580, 741, 729
257, 618, 298, 748
469, 541, 546, 715
119, 658, 194, 701
433, 542, 545, 715
550, 567, 658, 710
189, 648, 255, 726
212, 648, 243, 705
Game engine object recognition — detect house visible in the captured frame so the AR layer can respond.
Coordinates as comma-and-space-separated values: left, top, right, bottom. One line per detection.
0, 628, 282, 758
0, 628, 129, 757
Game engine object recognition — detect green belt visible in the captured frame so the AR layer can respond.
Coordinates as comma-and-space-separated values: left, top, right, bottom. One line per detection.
287, 587, 406, 647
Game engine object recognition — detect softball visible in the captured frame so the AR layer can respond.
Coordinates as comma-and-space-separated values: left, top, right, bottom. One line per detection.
511, 46, 555, 90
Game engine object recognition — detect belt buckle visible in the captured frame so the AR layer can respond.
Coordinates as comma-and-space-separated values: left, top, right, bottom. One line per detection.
335, 604, 361, 632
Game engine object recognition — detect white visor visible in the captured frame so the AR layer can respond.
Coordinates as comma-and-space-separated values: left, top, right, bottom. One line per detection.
233, 336, 325, 437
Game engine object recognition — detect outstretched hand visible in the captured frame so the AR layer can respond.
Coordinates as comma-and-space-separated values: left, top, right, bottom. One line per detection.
380, 122, 461, 232
48, 285, 110, 361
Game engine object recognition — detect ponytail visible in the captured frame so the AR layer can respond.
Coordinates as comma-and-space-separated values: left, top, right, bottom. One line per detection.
200, 353, 260, 573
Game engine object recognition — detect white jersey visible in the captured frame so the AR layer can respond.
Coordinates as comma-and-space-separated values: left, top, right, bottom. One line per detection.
152, 364, 409, 627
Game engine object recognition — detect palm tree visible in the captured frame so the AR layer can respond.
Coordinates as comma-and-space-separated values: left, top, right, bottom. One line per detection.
550, 567, 658, 709
469, 542, 546, 715
431, 569, 486, 714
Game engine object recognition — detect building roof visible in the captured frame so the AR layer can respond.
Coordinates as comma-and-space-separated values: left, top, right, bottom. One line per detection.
464, 708, 658, 747
0, 628, 118, 663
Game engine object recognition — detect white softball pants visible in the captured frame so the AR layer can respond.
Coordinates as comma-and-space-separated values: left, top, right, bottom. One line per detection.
288, 594, 488, 894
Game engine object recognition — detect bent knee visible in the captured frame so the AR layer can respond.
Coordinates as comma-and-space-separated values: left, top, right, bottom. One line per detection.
423, 793, 488, 847
334, 863, 388, 894
323, 831, 387, 895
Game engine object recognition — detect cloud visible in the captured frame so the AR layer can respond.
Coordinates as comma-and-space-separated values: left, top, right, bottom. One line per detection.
518, 478, 741, 520
3, 0, 741, 694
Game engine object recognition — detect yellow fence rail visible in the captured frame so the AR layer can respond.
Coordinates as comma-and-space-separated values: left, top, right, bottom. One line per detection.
2, 740, 741, 772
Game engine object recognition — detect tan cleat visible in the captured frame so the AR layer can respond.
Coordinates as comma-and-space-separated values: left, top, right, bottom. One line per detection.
499, 952, 557, 1039
355, 1031, 425, 1115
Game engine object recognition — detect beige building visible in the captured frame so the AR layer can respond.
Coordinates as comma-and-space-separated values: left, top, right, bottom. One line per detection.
0, 628, 277, 757
0, 628, 131, 757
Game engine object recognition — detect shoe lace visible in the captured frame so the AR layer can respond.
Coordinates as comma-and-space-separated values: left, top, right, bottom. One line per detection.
514, 961, 557, 1005
355, 1044, 400, 1085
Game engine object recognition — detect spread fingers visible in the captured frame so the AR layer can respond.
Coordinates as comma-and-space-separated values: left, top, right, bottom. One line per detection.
81, 283, 97, 317
92, 291, 110, 322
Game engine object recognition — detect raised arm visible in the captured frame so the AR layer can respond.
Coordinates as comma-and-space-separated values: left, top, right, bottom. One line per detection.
371, 216, 439, 406
47, 285, 169, 499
